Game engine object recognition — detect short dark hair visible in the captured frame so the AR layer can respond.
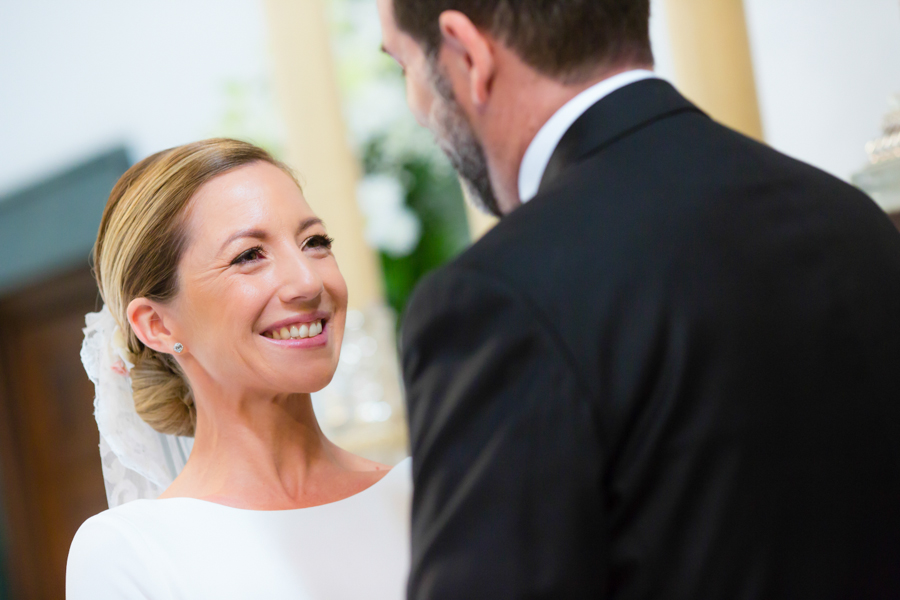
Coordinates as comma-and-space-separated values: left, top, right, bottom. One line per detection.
393, 0, 654, 82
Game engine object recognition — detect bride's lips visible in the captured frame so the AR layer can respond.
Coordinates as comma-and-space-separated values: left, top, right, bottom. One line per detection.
260, 312, 330, 349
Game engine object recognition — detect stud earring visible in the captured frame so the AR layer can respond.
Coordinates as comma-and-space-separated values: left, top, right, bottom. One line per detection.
173, 343, 184, 354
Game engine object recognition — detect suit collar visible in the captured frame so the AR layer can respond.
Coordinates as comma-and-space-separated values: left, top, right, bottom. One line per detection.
518, 70, 658, 203
537, 79, 706, 196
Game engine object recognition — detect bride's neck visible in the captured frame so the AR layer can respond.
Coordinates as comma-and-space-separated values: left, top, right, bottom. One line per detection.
161, 391, 380, 508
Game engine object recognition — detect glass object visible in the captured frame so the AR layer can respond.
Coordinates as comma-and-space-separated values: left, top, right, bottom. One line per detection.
312, 305, 409, 465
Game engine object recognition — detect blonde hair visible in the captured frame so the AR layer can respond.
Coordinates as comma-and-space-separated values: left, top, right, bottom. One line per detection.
94, 138, 297, 436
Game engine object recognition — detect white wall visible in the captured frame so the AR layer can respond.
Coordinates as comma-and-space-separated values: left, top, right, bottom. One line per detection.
0, 0, 274, 197
745, 0, 900, 181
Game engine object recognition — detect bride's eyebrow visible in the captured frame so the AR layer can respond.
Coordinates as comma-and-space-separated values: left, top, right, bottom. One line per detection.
297, 217, 324, 235
219, 229, 267, 254
218, 218, 325, 254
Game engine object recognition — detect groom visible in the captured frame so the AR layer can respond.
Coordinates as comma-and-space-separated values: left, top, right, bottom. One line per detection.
378, 1, 900, 598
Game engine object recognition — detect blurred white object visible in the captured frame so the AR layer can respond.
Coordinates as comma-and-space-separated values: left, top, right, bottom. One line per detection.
344, 80, 410, 146
863, 95, 900, 166
312, 304, 408, 465
853, 94, 900, 213
357, 174, 422, 257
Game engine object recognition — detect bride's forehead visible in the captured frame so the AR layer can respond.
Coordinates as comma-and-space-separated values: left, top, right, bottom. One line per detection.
186, 165, 312, 230
193, 163, 305, 208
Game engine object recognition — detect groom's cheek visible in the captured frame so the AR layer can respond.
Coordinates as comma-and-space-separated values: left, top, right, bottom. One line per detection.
404, 73, 435, 127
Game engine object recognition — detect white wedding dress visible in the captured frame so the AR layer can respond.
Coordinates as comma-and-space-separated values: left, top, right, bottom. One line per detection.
66, 458, 412, 600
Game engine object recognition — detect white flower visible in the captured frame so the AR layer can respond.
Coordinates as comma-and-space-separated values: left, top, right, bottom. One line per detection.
357, 173, 405, 213
344, 80, 410, 146
357, 174, 423, 257
111, 324, 136, 372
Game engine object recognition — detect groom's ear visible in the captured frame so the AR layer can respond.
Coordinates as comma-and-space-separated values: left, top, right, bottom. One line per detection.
127, 298, 177, 355
438, 10, 496, 110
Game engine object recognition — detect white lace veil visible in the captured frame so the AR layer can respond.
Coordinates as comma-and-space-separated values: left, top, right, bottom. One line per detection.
81, 306, 194, 509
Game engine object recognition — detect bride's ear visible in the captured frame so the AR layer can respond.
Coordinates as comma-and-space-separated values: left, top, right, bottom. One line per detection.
127, 298, 177, 354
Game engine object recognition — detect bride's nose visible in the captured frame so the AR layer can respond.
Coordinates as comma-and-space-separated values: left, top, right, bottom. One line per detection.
275, 247, 324, 304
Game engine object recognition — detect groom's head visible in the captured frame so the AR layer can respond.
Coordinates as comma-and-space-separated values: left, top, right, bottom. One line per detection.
377, 0, 653, 216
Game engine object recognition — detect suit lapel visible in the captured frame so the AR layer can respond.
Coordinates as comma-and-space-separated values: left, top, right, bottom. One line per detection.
538, 79, 706, 195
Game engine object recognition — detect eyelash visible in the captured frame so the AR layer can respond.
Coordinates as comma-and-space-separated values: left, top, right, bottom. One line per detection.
307, 234, 335, 250
231, 245, 265, 266
229, 235, 334, 266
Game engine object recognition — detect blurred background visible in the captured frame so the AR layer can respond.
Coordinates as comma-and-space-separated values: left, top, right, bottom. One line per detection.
0, 0, 899, 597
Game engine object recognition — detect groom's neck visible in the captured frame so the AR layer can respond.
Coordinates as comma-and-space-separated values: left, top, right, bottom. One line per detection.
478, 59, 649, 214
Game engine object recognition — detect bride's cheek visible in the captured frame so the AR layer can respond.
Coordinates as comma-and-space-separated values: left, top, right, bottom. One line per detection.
228, 273, 275, 308
322, 262, 349, 305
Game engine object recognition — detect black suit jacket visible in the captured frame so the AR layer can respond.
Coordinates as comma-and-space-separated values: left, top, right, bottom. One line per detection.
401, 80, 900, 599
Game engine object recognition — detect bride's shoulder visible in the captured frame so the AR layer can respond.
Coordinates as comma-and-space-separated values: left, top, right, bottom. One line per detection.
67, 502, 170, 598
69, 501, 166, 563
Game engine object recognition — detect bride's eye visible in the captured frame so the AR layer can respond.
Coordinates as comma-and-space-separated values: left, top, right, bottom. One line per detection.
231, 245, 265, 265
305, 235, 334, 251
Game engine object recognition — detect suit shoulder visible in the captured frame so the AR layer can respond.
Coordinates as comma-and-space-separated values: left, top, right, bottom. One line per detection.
442, 203, 562, 279
403, 253, 518, 332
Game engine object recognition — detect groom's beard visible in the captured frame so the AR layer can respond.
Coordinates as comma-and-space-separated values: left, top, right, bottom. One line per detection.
426, 65, 502, 219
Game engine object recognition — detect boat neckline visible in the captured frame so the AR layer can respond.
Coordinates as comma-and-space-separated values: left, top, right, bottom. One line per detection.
141, 457, 410, 514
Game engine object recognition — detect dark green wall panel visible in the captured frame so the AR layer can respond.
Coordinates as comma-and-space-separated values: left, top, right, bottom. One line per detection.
0, 148, 130, 295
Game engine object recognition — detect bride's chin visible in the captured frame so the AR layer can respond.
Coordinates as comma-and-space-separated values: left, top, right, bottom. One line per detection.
253, 350, 339, 393
277, 371, 337, 396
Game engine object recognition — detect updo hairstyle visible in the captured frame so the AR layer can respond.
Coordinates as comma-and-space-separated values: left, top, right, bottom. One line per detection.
93, 138, 297, 437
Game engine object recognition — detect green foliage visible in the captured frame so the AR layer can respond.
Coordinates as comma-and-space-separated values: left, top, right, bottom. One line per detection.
371, 155, 470, 316
362, 133, 470, 315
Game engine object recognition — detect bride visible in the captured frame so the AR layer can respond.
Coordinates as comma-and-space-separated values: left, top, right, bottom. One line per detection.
66, 138, 411, 599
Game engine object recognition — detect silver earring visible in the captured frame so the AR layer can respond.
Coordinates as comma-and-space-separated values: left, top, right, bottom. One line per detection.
173, 343, 184, 354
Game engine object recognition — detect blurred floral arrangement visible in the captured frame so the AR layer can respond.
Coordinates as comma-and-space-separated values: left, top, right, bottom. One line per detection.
329, 0, 471, 317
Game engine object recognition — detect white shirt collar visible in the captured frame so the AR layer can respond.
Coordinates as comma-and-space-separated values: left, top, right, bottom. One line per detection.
518, 69, 659, 203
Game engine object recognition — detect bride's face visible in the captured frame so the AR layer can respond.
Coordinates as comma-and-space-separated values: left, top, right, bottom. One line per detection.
169, 161, 348, 397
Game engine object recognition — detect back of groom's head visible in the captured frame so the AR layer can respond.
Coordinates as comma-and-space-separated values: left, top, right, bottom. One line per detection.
391, 0, 654, 82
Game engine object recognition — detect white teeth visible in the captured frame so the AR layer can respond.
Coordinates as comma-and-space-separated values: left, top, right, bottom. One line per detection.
267, 320, 324, 341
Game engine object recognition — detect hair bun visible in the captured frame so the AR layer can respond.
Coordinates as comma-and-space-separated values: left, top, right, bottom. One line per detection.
130, 348, 196, 437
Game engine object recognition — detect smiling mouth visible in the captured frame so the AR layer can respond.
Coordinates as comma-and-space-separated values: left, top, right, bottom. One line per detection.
262, 319, 325, 341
